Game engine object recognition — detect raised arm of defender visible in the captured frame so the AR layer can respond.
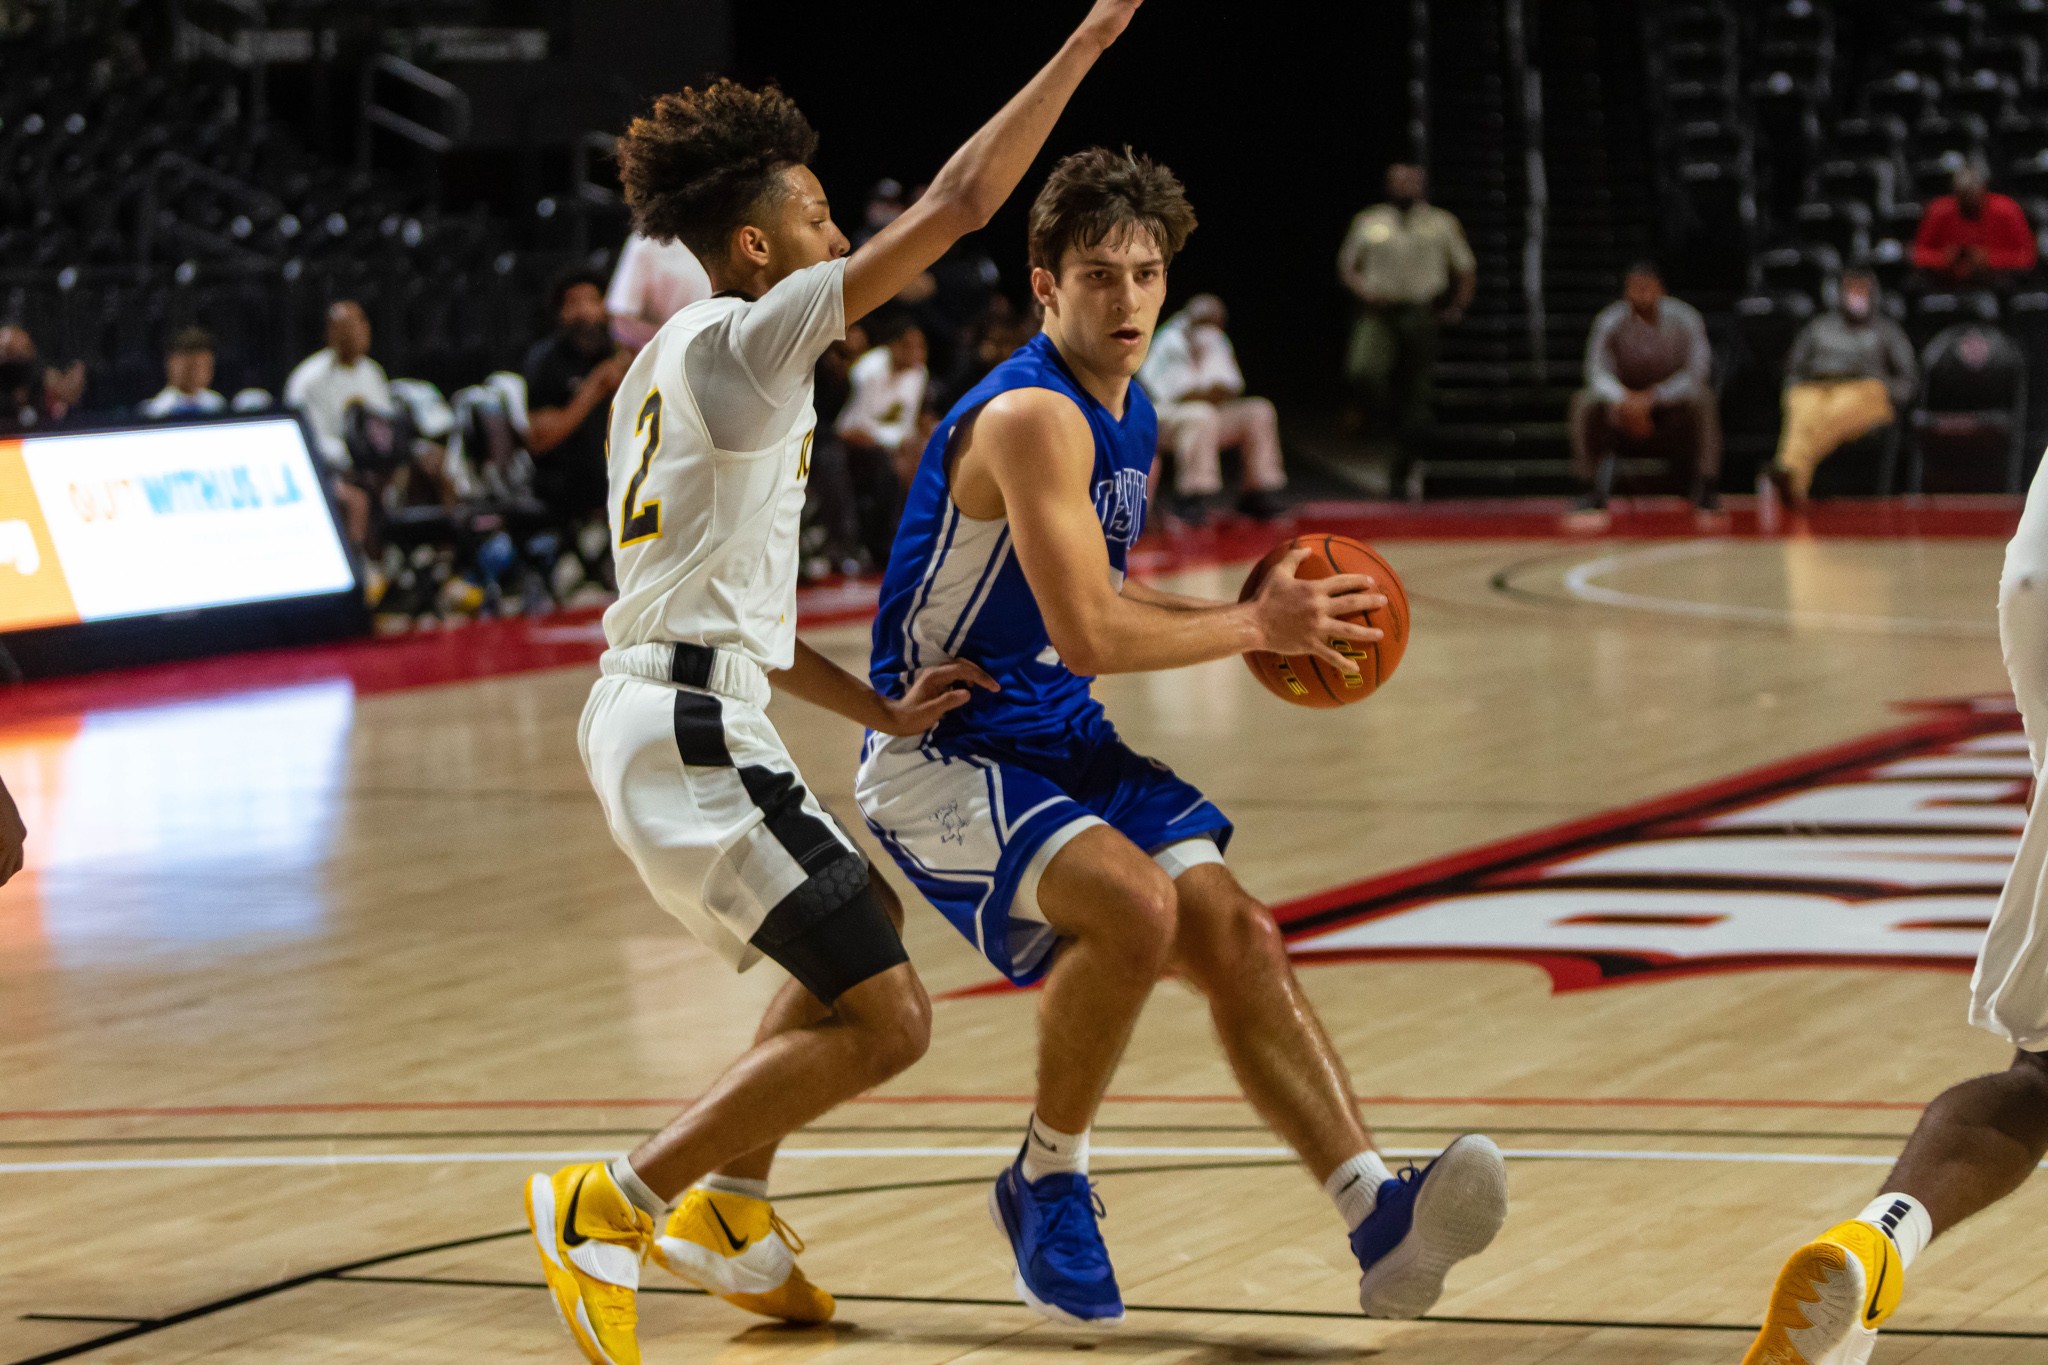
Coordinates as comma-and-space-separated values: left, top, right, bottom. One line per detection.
952, 388, 1384, 678
840, 0, 1144, 324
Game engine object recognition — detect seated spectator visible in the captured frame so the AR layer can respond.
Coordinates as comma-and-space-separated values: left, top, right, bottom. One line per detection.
1570, 261, 1721, 516
526, 267, 631, 599
834, 316, 929, 572
1913, 166, 2037, 289
837, 314, 930, 489
934, 294, 1041, 412
139, 327, 226, 418
1138, 293, 1287, 523
606, 232, 712, 351
0, 324, 85, 433
803, 322, 871, 578
285, 300, 393, 551
1764, 269, 1917, 510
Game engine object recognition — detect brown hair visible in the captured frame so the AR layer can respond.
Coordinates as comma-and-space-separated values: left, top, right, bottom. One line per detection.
167, 326, 213, 355
1027, 147, 1196, 275
616, 78, 819, 262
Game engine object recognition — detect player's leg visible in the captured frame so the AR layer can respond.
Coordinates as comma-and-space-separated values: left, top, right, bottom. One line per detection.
701, 876, 910, 1185
977, 824, 1177, 1328
531, 679, 925, 1358
1740, 469, 2048, 1365
1169, 859, 1506, 1318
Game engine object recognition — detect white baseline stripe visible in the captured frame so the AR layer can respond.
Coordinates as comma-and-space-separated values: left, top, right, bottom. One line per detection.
0, 1145, 1953, 1175
1561, 541, 1997, 637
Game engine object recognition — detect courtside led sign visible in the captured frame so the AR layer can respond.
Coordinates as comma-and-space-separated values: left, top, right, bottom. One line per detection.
0, 417, 355, 632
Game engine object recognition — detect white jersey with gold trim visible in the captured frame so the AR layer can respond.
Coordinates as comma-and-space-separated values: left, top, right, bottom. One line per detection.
600, 257, 846, 670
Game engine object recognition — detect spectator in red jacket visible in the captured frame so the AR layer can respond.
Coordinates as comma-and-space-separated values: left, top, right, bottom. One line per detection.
1913, 166, 2037, 287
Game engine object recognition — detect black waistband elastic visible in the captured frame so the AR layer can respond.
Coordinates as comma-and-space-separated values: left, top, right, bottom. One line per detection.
668, 642, 719, 689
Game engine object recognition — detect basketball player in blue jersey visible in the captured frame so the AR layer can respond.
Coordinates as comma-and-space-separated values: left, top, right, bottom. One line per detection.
860, 149, 1510, 1326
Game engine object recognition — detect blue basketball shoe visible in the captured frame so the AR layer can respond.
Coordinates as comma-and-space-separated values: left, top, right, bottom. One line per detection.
988, 1154, 1124, 1326
1350, 1134, 1508, 1318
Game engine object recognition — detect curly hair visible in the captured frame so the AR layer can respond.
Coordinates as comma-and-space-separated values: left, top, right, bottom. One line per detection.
1027, 147, 1197, 275
616, 79, 820, 263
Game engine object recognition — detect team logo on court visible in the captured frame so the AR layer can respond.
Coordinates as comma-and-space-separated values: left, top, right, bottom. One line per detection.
1275, 699, 2027, 992
1093, 469, 1149, 546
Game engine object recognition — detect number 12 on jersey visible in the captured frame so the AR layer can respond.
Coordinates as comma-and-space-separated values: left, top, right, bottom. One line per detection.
619, 390, 662, 548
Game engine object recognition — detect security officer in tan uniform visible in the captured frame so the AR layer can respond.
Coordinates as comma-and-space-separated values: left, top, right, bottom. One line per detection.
1338, 164, 1476, 474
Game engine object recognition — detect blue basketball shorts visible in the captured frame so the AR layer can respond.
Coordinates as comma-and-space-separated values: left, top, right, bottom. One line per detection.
854, 716, 1233, 985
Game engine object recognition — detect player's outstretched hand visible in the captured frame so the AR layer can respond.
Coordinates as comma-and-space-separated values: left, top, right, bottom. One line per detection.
877, 659, 1001, 736
0, 777, 24, 887
1077, 0, 1144, 49
1251, 545, 1385, 676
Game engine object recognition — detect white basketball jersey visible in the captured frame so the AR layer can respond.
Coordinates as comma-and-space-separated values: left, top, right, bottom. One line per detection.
600, 259, 845, 671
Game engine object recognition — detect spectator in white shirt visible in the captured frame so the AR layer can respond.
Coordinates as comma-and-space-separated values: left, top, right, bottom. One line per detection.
285, 301, 394, 468
605, 233, 713, 350
836, 316, 930, 490
284, 300, 390, 551
1138, 294, 1286, 523
139, 327, 227, 418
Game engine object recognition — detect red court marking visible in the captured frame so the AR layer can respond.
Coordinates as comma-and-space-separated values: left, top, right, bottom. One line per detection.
0, 1093, 1929, 1121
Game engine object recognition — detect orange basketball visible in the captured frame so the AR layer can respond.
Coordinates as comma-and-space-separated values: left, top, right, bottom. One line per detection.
1238, 535, 1410, 708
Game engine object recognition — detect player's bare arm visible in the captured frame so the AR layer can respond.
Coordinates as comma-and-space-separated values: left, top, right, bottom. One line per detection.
0, 773, 23, 886
954, 388, 1382, 676
772, 639, 997, 736
840, 0, 1145, 324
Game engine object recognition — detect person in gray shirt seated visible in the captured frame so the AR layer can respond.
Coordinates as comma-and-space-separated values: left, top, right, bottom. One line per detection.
1570, 261, 1719, 516
1763, 268, 1917, 510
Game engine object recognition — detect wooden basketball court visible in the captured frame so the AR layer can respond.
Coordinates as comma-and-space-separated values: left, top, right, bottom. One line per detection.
5, 500, 2045, 1364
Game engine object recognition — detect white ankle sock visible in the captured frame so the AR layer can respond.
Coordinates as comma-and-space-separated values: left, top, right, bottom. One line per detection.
1856, 1192, 1932, 1268
700, 1173, 769, 1201
1324, 1150, 1396, 1231
609, 1157, 669, 1220
1019, 1113, 1089, 1183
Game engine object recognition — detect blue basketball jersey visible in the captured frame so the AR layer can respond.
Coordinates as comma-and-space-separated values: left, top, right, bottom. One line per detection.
870, 332, 1156, 745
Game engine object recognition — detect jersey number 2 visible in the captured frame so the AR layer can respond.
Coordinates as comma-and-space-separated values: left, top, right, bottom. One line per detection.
619, 390, 662, 548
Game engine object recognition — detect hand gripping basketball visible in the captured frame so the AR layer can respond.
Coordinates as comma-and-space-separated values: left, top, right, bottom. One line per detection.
1240, 537, 1412, 709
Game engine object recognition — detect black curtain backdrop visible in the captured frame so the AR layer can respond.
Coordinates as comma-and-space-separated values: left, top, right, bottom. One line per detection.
727, 3, 1411, 411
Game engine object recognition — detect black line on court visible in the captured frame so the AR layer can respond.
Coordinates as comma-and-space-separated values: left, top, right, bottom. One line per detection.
24, 1156, 2040, 1363
16, 1317, 152, 1325
325, 1273, 2048, 1341
0, 1160, 1270, 1364
1488, 549, 1590, 607
2, 1228, 521, 1365
0, 1122, 1922, 1150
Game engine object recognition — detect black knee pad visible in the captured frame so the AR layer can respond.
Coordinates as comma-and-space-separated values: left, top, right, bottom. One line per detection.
750, 871, 908, 1007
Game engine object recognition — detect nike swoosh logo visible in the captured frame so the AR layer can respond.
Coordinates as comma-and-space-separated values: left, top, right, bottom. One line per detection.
1866, 1251, 1889, 1324
709, 1200, 749, 1253
562, 1174, 590, 1249
1031, 1131, 1056, 1152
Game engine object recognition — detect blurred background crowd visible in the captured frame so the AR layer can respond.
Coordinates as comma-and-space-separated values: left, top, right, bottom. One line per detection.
10, 0, 2048, 627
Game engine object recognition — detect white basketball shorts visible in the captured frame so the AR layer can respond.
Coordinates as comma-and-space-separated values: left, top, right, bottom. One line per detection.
1971, 460, 2048, 1050
579, 642, 869, 976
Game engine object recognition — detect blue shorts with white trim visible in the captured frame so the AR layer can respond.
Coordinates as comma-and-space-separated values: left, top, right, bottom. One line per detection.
855, 712, 1232, 986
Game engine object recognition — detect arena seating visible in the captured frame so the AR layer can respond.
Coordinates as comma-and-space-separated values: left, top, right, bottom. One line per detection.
0, 33, 570, 408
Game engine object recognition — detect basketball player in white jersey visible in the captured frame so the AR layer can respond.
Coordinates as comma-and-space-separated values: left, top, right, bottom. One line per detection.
1737, 469, 2048, 1364
522, 4, 1148, 1362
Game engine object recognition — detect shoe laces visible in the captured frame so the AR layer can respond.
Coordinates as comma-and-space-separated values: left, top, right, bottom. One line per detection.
769, 1210, 806, 1255
1035, 1178, 1111, 1279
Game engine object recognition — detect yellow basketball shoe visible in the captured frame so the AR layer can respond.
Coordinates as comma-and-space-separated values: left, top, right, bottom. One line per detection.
649, 1187, 835, 1323
525, 1163, 654, 1364
1742, 1220, 1903, 1365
